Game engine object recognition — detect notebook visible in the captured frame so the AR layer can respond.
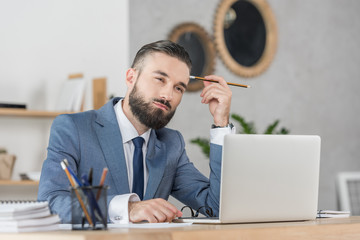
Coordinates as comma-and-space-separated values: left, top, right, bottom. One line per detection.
0, 201, 49, 219
177, 134, 321, 224
0, 201, 60, 232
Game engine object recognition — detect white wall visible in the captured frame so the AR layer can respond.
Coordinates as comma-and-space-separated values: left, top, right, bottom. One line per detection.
0, 0, 129, 180
129, 0, 360, 210
1, 0, 359, 211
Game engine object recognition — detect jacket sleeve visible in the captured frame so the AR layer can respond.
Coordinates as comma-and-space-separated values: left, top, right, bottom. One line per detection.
37, 114, 81, 223
170, 131, 222, 217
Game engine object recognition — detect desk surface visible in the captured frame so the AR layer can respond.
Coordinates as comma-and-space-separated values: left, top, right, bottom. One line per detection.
2, 217, 360, 240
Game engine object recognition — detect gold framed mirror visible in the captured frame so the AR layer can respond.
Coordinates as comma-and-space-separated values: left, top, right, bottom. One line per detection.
214, 0, 277, 77
169, 22, 216, 91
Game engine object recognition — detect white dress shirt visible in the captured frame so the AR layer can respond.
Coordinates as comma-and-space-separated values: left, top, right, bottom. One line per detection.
108, 99, 235, 223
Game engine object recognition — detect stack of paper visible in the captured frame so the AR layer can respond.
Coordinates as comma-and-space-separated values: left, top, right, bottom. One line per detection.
0, 201, 60, 232
317, 210, 351, 218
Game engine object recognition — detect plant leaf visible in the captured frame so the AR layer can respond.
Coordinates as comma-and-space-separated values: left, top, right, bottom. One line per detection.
264, 120, 279, 134
231, 113, 256, 134
277, 127, 290, 135
190, 113, 290, 159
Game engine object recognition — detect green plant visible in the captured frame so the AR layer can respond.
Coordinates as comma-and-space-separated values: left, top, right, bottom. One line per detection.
190, 113, 290, 158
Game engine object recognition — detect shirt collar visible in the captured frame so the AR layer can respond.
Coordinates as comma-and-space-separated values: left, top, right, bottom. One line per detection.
114, 99, 151, 146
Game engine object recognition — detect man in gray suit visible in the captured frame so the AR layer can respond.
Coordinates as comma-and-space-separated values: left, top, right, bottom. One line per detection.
38, 40, 234, 223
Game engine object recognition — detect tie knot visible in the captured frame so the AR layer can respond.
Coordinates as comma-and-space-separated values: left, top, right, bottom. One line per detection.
132, 137, 144, 148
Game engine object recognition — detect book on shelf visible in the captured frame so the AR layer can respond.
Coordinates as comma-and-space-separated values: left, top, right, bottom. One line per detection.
55, 76, 86, 112
0, 103, 26, 109
19, 171, 41, 181
0, 201, 60, 232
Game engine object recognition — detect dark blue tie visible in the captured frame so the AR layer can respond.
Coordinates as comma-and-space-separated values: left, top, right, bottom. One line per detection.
132, 137, 144, 200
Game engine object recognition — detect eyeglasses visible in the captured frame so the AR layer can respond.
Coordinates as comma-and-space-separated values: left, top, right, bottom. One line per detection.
180, 205, 215, 218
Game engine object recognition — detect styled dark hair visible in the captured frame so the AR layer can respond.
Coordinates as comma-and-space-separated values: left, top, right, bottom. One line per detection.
131, 40, 192, 74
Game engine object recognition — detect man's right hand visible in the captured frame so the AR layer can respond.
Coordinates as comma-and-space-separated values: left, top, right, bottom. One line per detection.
128, 198, 182, 223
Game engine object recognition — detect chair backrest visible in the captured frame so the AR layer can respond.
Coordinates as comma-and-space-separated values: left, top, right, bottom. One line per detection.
337, 172, 360, 215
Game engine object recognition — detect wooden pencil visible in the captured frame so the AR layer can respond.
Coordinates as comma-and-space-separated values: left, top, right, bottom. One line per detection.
190, 76, 250, 88
96, 168, 108, 200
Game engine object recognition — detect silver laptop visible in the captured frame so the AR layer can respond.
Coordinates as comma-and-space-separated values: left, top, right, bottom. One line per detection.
178, 134, 321, 224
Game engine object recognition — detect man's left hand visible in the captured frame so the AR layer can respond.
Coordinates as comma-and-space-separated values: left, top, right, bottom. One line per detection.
200, 75, 232, 127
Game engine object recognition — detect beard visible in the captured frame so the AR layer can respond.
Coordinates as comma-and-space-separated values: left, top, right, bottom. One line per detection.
129, 84, 176, 130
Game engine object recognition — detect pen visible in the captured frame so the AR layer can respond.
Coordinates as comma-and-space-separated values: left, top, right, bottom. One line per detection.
88, 168, 93, 186
82, 175, 106, 226
190, 76, 250, 88
60, 161, 93, 227
63, 159, 82, 187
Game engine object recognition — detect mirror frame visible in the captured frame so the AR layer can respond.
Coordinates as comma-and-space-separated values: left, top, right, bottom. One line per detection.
169, 22, 216, 91
214, 0, 277, 77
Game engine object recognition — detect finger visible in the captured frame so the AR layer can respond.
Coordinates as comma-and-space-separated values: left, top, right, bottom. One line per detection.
156, 199, 179, 222
202, 78, 214, 89
201, 88, 225, 104
129, 201, 161, 223
139, 199, 177, 222
156, 198, 179, 215
200, 81, 222, 98
176, 210, 183, 218
202, 86, 227, 103
156, 206, 177, 222
130, 199, 180, 223
146, 215, 159, 223
201, 79, 230, 98
204, 75, 229, 88
152, 210, 168, 223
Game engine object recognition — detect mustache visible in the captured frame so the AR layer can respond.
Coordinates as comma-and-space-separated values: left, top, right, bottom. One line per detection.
153, 98, 171, 110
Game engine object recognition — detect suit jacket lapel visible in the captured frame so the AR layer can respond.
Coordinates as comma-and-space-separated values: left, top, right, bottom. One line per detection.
144, 130, 167, 200
94, 98, 130, 194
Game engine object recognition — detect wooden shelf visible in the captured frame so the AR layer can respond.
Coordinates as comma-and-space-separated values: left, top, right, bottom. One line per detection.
0, 108, 74, 118
0, 180, 39, 186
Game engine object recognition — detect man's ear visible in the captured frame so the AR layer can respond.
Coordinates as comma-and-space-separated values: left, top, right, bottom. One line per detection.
126, 68, 137, 88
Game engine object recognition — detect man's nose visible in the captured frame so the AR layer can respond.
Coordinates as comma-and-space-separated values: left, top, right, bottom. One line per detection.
160, 85, 173, 101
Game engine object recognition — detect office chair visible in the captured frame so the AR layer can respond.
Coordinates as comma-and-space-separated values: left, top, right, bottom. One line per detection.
337, 172, 360, 215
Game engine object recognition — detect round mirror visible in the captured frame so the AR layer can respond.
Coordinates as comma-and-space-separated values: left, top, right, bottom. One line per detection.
169, 23, 216, 91
214, 0, 277, 77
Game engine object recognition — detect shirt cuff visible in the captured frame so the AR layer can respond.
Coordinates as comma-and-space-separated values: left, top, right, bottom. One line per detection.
108, 193, 140, 224
210, 125, 236, 146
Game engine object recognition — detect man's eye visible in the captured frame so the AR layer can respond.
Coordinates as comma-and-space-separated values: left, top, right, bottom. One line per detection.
156, 78, 164, 82
175, 86, 184, 93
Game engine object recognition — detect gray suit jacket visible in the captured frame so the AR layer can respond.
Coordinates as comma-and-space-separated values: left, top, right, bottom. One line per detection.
38, 98, 222, 222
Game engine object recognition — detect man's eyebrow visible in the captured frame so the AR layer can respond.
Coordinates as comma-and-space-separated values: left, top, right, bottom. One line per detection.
153, 70, 188, 90
179, 82, 187, 90
153, 70, 169, 78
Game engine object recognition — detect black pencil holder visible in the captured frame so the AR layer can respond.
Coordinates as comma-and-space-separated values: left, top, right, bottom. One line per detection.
70, 185, 108, 230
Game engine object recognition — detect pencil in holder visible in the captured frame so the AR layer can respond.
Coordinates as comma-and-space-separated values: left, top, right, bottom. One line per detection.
70, 185, 108, 230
